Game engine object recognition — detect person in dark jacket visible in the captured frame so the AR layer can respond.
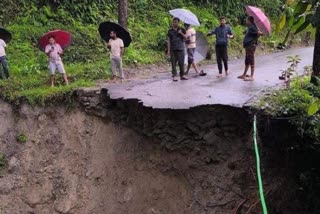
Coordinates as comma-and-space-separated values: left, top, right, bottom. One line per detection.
208, 17, 234, 77
166, 17, 188, 82
238, 16, 262, 81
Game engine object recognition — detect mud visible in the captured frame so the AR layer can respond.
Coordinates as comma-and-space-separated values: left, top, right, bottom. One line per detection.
0, 86, 310, 214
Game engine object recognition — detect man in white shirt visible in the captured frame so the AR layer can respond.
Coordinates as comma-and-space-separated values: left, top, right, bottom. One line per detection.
0, 38, 10, 79
179, 23, 203, 77
107, 31, 125, 81
45, 35, 69, 87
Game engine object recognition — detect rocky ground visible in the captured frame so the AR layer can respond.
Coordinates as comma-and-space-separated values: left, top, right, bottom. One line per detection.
0, 93, 263, 214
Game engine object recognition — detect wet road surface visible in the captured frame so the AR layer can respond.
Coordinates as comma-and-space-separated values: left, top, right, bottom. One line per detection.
103, 47, 313, 109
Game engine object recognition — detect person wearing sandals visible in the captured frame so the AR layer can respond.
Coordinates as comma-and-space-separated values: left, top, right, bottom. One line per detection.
237, 16, 262, 81
180, 23, 205, 77
207, 16, 234, 78
166, 18, 188, 81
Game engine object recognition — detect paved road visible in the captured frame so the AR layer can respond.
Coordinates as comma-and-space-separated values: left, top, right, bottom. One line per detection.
103, 47, 313, 109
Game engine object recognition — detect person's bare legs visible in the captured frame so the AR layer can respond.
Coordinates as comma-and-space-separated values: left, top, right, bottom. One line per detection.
50, 75, 55, 87
192, 63, 200, 75
185, 63, 192, 75
245, 65, 254, 81
250, 65, 255, 79
238, 65, 249, 79
63, 73, 69, 85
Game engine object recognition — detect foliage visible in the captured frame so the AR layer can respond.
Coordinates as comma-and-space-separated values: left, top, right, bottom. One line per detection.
16, 134, 27, 144
260, 75, 320, 142
279, 55, 301, 88
0, 154, 7, 172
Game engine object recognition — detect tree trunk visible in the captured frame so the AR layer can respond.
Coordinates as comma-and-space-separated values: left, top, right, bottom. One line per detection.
312, 27, 320, 77
118, 0, 128, 29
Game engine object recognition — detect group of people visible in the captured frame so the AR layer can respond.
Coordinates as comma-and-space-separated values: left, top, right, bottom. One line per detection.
167, 15, 262, 82
0, 15, 262, 86
0, 31, 124, 86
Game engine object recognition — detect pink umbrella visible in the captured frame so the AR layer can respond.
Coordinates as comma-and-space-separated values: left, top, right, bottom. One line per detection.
246, 6, 272, 37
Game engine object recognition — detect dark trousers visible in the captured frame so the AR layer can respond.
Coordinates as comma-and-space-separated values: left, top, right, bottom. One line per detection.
0, 56, 9, 79
216, 45, 228, 74
170, 50, 185, 77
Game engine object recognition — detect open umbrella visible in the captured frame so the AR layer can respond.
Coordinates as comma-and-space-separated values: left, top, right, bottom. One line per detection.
169, 9, 200, 26
245, 6, 272, 37
0, 28, 12, 43
184, 32, 208, 64
99, 21, 132, 47
39, 30, 72, 51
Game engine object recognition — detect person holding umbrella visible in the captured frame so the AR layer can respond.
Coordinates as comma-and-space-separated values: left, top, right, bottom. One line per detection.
238, 6, 271, 81
207, 17, 234, 78
107, 30, 125, 81
180, 23, 205, 77
237, 16, 263, 81
167, 17, 188, 81
45, 35, 69, 87
98, 21, 132, 82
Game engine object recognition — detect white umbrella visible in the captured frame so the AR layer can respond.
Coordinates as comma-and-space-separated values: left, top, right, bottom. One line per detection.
169, 9, 200, 26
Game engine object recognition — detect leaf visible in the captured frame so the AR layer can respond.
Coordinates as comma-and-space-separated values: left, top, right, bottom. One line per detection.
276, 13, 287, 34
292, 15, 305, 32
294, 2, 309, 15
288, 16, 295, 27
307, 101, 320, 116
294, 14, 313, 34
286, 0, 296, 6
294, 16, 312, 34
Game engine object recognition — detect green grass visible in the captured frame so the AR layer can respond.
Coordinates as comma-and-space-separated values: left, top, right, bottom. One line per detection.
16, 134, 27, 144
258, 76, 320, 142
0, 154, 7, 172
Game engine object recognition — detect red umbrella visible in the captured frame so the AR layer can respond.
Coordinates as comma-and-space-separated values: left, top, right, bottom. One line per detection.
39, 30, 72, 51
246, 6, 272, 37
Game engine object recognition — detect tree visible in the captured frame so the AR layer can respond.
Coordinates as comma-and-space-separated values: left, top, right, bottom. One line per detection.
276, 0, 320, 78
118, 0, 128, 29
312, 7, 320, 77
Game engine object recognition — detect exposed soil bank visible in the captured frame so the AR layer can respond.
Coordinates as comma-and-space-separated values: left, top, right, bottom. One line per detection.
0, 88, 311, 214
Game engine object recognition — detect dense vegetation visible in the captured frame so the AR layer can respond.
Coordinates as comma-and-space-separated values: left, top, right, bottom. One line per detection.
0, 0, 288, 104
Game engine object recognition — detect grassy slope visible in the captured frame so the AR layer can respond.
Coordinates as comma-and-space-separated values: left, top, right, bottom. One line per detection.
0, 3, 288, 105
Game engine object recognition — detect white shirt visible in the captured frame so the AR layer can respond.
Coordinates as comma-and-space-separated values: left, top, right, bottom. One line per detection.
185, 28, 196, 49
45, 43, 63, 62
108, 38, 124, 58
0, 39, 7, 57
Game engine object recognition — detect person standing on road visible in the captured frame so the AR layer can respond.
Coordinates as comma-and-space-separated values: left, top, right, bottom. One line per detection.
0, 38, 10, 80
180, 23, 206, 77
45, 35, 69, 87
107, 30, 125, 82
207, 16, 234, 78
167, 17, 188, 82
238, 16, 262, 81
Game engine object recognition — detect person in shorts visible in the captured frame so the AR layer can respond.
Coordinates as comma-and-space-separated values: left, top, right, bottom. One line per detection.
45, 35, 69, 87
0, 38, 10, 80
180, 23, 204, 77
107, 30, 125, 81
237, 16, 262, 81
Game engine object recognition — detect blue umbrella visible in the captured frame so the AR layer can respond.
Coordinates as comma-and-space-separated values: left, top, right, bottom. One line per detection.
169, 9, 200, 26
